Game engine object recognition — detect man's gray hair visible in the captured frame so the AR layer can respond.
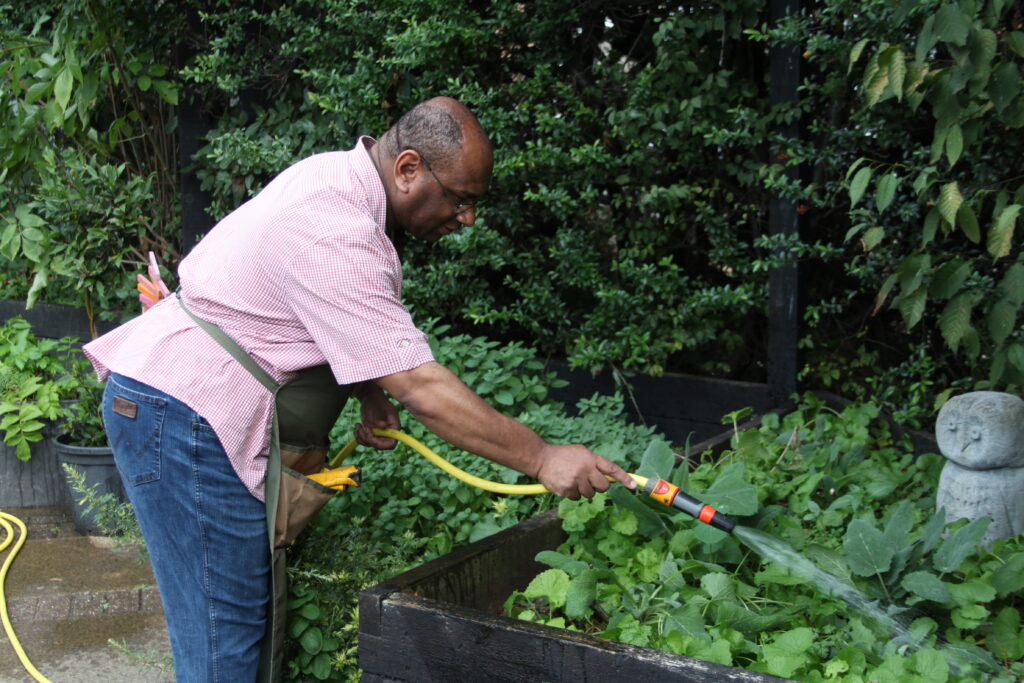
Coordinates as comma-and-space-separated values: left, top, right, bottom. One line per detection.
383, 101, 464, 170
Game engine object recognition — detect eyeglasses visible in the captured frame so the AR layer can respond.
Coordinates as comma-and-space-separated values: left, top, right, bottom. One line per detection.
394, 125, 481, 216
418, 154, 481, 216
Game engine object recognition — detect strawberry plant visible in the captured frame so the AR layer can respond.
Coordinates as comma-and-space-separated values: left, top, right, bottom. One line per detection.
507, 396, 1024, 681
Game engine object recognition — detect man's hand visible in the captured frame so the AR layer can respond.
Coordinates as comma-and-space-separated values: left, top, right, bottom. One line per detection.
353, 383, 401, 450
534, 444, 636, 500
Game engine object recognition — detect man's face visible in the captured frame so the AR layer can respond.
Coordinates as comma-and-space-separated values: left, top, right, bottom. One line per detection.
394, 136, 492, 242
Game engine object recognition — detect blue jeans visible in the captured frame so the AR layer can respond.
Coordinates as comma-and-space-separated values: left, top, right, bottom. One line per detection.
103, 373, 269, 682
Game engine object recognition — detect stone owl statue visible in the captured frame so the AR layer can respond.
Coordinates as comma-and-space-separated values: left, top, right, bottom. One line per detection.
935, 391, 1024, 545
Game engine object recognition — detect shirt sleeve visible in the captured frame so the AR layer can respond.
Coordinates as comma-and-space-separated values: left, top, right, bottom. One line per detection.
283, 224, 434, 385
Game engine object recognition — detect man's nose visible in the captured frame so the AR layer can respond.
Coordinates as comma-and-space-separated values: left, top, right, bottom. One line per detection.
456, 206, 476, 226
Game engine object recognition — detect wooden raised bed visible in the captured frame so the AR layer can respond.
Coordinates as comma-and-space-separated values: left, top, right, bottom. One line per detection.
359, 508, 784, 682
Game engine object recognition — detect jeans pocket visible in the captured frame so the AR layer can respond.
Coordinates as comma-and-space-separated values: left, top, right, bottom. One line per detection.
103, 376, 167, 486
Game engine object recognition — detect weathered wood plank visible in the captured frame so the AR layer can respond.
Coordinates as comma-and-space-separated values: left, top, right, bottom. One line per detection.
361, 594, 786, 682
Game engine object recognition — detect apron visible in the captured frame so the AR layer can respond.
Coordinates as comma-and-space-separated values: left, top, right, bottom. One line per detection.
177, 295, 353, 682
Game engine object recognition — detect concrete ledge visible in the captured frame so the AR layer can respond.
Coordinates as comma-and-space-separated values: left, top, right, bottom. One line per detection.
3, 535, 159, 623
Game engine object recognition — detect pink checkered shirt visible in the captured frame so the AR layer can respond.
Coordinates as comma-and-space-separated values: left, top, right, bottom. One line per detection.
84, 137, 435, 500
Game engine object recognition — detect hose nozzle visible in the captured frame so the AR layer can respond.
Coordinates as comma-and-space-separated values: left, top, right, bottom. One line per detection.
643, 478, 736, 533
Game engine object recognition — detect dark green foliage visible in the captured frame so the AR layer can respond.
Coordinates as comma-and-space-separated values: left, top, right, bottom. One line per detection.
4, 1, 1022, 419
509, 396, 1024, 680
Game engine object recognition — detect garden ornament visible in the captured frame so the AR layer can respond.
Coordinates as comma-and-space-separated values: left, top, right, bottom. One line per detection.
935, 391, 1024, 546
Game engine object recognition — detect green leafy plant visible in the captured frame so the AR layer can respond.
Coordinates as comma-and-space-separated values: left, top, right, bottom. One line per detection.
61, 463, 146, 560
0, 316, 80, 460
508, 396, 1024, 681
60, 352, 109, 448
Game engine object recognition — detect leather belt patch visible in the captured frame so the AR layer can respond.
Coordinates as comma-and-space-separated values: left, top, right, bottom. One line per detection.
113, 397, 138, 419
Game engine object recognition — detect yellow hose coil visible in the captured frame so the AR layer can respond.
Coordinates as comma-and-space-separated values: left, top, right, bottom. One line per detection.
1, 511, 53, 683
331, 427, 648, 492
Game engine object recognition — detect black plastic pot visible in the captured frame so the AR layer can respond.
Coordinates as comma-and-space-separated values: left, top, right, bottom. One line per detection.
53, 434, 125, 535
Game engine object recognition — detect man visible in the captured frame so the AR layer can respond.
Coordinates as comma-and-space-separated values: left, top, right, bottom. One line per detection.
84, 97, 635, 681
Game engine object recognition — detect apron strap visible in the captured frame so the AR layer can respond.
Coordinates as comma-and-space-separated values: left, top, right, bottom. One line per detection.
176, 292, 279, 394
175, 292, 283, 548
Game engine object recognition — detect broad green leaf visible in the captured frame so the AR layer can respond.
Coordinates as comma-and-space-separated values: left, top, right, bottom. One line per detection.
882, 500, 914, 547
916, 15, 938, 64
861, 50, 886, 107
937, 182, 963, 230
933, 517, 990, 573
861, 226, 885, 250
54, 66, 73, 111
1010, 343, 1024, 374
935, 4, 970, 46
700, 572, 735, 602
300, 626, 323, 654
844, 157, 868, 182
761, 627, 814, 678
755, 563, 805, 586
888, 48, 906, 100
922, 207, 941, 244
564, 569, 597, 619
988, 607, 1024, 661
910, 648, 949, 682
702, 462, 758, 515
898, 287, 927, 329
609, 509, 638, 535
987, 298, 1017, 346
990, 63, 1021, 112
535, 550, 589, 577
662, 603, 706, 639
1000, 263, 1024, 305
987, 204, 1021, 260
310, 652, 332, 679
638, 437, 676, 479
957, 203, 980, 243
939, 293, 973, 351
873, 272, 898, 315
843, 518, 896, 576
849, 166, 873, 207
524, 568, 570, 608
952, 602, 988, 629
1007, 31, 1024, 59
875, 173, 898, 212
944, 123, 963, 166
901, 571, 952, 603
848, 38, 869, 75
947, 578, 996, 605
608, 486, 668, 538
928, 259, 970, 299
898, 253, 931, 293
993, 552, 1024, 595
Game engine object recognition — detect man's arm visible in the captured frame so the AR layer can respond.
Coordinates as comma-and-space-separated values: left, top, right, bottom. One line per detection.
370, 361, 636, 499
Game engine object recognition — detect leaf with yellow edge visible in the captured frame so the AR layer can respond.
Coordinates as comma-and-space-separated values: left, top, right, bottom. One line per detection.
945, 124, 963, 167
987, 204, 1021, 260
937, 182, 962, 231
848, 38, 869, 75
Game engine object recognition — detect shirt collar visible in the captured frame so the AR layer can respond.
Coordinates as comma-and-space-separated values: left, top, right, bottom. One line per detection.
352, 136, 387, 231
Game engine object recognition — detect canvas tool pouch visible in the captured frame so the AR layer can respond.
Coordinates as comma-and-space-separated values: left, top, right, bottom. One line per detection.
176, 295, 351, 682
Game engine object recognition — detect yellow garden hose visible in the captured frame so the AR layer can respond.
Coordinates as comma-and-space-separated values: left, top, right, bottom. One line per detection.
1, 511, 53, 683
330, 427, 650, 492
329, 428, 737, 532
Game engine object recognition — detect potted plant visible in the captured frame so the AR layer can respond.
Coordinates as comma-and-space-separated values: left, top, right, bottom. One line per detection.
54, 352, 125, 535
0, 316, 80, 508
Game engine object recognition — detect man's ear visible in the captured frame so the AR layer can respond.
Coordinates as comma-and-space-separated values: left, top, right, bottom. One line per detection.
394, 150, 422, 194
